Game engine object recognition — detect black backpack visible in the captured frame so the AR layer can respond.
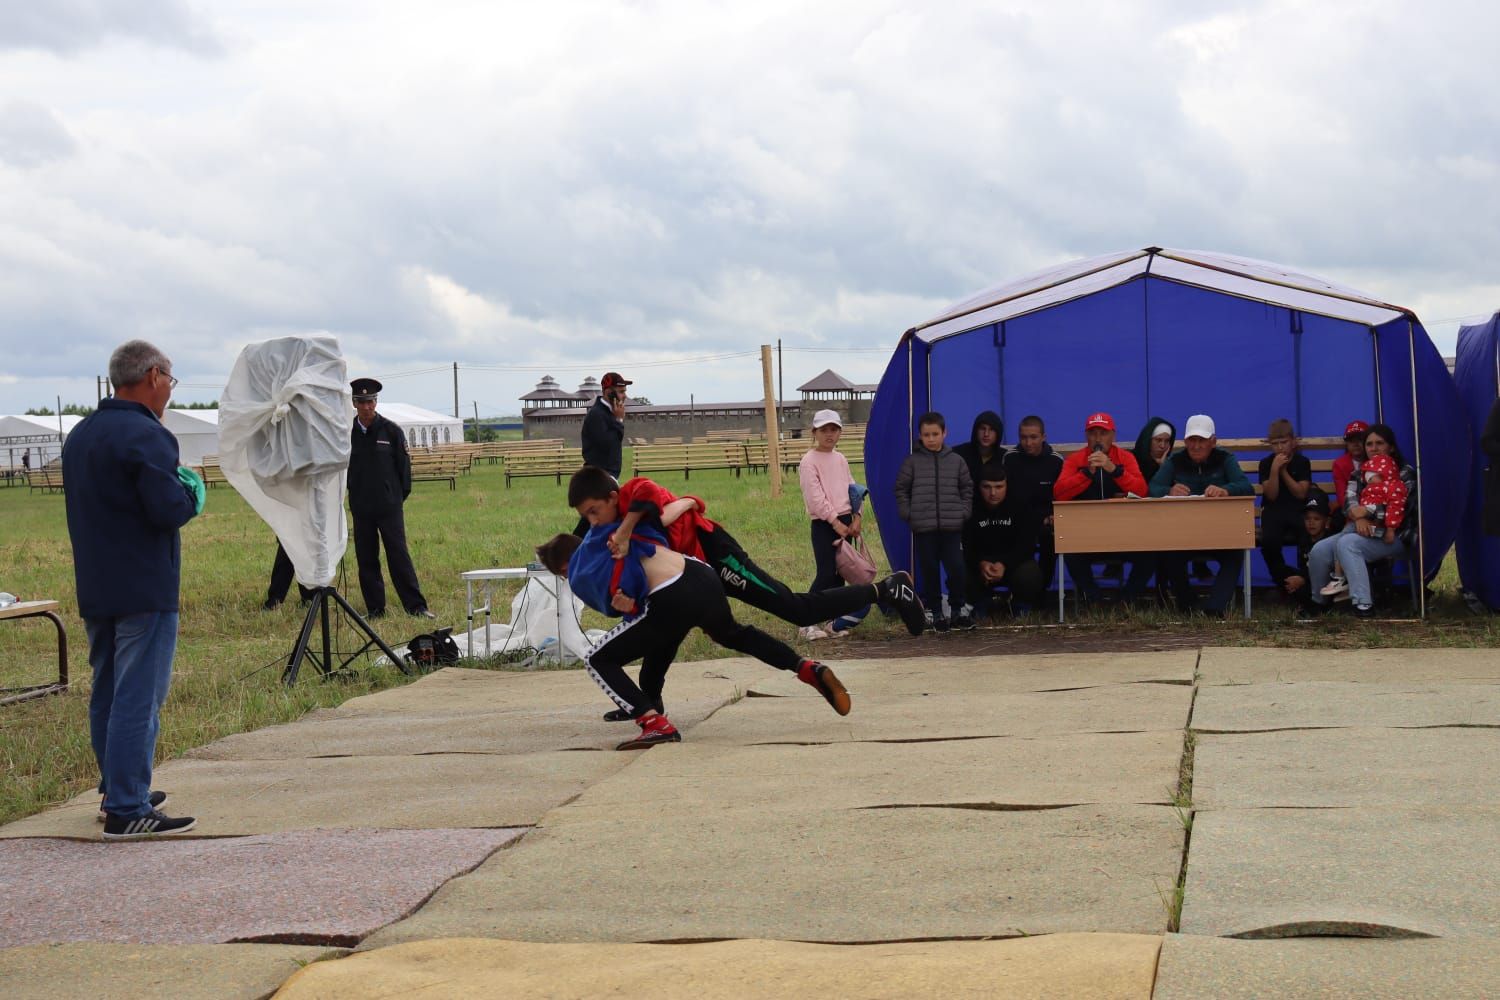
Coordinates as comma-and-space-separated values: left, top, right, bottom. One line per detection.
406, 627, 460, 669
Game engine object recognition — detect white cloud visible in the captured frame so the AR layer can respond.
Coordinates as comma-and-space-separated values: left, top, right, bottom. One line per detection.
1, 0, 1498, 415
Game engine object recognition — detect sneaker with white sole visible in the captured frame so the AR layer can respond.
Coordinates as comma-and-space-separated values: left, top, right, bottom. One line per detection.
879, 572, 927, 636
101, 809, 196, 840
1320, 576, 1349, 596
798, 624, 832, 641
97, 790, 166, 822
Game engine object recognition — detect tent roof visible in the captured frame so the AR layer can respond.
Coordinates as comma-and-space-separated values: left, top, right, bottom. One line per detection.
916, 247, 1412, 342
160, 408, 219, 431
0, 414, 83, 441
376, 402, 462, 426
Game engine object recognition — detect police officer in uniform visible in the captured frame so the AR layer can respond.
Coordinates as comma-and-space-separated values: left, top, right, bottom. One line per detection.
348, 378, 434, 619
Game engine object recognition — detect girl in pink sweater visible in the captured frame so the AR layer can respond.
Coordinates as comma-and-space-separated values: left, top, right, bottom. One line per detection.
796, 409, 869, 639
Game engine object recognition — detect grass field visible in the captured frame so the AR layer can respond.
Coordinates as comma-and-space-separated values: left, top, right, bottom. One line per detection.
1, 453, 1497, 825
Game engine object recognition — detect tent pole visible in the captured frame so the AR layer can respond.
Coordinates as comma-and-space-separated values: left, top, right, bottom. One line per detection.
907, 337, 915, 575
1372, 327, 1384, 424
1408, 320, 1426, 619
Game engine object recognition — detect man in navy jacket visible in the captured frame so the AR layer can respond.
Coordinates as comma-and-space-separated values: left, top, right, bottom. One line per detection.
64, 340, 201, 839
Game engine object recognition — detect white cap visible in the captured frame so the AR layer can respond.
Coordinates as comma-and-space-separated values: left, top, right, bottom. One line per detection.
1184, 414, 1216, 439
812, 408, 842, 429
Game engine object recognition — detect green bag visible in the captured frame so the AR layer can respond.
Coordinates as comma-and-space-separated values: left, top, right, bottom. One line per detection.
176, 466, 206, 516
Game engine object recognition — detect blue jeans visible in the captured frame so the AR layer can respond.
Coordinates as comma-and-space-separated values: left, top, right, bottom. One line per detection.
1308, 525, 1406, 608
85, 612, 179, 818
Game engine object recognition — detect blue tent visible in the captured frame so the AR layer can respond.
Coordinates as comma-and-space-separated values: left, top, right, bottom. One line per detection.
867, 247, 1468, 604
1452, 312, 1500, 609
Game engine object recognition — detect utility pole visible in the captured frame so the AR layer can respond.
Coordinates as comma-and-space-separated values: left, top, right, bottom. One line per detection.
453, 362, 459, 419
473, 401, 481, 442
760, 345, 782, 497
776, 338, 783, 432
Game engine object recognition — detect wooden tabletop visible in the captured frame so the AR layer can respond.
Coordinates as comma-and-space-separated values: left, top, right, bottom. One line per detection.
0, 600, 60, 620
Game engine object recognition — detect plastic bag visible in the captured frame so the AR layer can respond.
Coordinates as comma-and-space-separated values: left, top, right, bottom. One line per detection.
219, 336, 351, 588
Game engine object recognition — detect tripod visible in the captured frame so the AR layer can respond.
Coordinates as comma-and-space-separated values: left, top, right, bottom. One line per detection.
283, 585, 413, 685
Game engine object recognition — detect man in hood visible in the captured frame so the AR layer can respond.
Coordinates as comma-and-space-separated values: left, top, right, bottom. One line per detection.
953, 411, 1004, 494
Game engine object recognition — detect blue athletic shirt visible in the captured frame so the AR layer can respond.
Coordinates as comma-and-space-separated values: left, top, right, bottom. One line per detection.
567, 522, 668, 619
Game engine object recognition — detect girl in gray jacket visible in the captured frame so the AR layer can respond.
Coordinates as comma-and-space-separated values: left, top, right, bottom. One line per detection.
895, 411, 974, 631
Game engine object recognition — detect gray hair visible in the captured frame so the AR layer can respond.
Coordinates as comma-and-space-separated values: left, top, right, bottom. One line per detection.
109, 340, 171, 389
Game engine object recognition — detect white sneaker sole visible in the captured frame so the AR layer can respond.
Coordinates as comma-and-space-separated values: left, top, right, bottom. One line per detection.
101, 818, 197, 841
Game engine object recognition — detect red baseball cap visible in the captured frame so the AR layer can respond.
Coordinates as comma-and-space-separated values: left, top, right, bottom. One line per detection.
601, 372, 633, 390
1084, 412, 1115, 431
1344, 420, 1369, 438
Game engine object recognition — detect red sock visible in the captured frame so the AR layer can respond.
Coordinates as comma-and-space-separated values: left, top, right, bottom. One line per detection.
797, 660, 817, 685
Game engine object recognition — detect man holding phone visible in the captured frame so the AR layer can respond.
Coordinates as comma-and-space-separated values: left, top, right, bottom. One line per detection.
576, 372, 631, 536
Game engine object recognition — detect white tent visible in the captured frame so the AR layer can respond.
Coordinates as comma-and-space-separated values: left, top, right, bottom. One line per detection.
375, 402, 464, 449
0, 414, 82, 469
160, 408, 220, 466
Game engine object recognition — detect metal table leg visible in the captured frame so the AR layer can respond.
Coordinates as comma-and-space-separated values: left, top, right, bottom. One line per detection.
1057, 554, 1066, 624
1243, 548, 1252, 619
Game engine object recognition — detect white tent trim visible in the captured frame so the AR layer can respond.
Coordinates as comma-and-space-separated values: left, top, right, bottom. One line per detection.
916, 247, 1411, 342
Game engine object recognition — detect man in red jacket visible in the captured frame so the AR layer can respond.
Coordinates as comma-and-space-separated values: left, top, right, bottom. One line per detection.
1053, 412, 1148, 605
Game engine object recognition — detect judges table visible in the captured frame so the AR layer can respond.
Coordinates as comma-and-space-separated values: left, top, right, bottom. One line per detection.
0, 600, 68, 706
1051, 496, 1256, 622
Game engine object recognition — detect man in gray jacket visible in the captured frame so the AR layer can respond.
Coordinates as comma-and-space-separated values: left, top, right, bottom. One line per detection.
895, 411, 974, 631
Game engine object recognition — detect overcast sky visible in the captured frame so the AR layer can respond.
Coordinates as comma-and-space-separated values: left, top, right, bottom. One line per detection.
1, 0, 1497, 417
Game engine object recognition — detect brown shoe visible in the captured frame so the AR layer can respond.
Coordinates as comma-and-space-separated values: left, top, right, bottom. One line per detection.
798, 660, 851, 716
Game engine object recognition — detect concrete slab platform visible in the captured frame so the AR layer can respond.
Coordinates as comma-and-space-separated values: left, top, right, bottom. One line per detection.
0, 943, 342, 1000
1198, 647, 1500, 686
364, 804, 1183, 946
0, 752, 616, 838
278, 934, 1162, 999
1194, 728, 1500, 809
332, 661, 766, 718
1154, 934, 1500, 1000
553, 731, 1183, 819
1193, 682, 1500, 732
185, 696, 733, 760
1179, 807, 1500, 938
745, 651, 1197, 698
693, 683, 1193, 746
0, 828, 518, 947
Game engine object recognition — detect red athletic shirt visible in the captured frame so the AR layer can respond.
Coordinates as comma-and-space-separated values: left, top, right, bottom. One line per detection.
615, 477, 715, 560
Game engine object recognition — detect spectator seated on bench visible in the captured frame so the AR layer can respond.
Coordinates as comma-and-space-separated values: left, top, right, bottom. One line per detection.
1147, 414, 1254, 616
1052, 411, 1148, 606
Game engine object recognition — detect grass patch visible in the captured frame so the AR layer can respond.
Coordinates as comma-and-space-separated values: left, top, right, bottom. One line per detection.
2, 455, 1497, 825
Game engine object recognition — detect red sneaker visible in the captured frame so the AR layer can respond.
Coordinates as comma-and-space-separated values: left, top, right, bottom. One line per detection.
616, 713, 682, 751
798, 660, 851, 716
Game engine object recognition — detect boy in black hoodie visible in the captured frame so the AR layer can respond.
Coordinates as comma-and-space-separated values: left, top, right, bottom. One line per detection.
964, 462, 1044, 617
1003, 415, 1064, 571
954, 411, 1004, 496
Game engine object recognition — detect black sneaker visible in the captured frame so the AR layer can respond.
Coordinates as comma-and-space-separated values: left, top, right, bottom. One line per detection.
604, 698, 664, 722
880, 572, 927, 637
954, 608, 976, 631
932, 615, 951, 633
101, 809, 196, 840
1354, 604, 1376, 619
98, 790, 166, 823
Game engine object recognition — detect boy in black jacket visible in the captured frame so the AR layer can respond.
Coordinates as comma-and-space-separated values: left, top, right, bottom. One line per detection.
895, 411, 974, 631
964, 462, 1044, 618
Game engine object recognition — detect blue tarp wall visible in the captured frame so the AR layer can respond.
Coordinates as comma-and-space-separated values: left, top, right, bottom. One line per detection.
867, 274, 1469, 590
1453, 313, 1500, 609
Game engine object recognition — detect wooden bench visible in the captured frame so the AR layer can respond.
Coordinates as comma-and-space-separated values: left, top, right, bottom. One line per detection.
632, 442, 747, 479
198, 457, 229, 488
704, 429, 753, 442
504, 449, 580, 487
742, 433, 866, 473
410, 452, 464, 490
26, 466, 65, 494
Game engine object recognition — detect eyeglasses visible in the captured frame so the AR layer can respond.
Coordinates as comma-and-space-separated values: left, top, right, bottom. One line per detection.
156, 367, 178, 389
